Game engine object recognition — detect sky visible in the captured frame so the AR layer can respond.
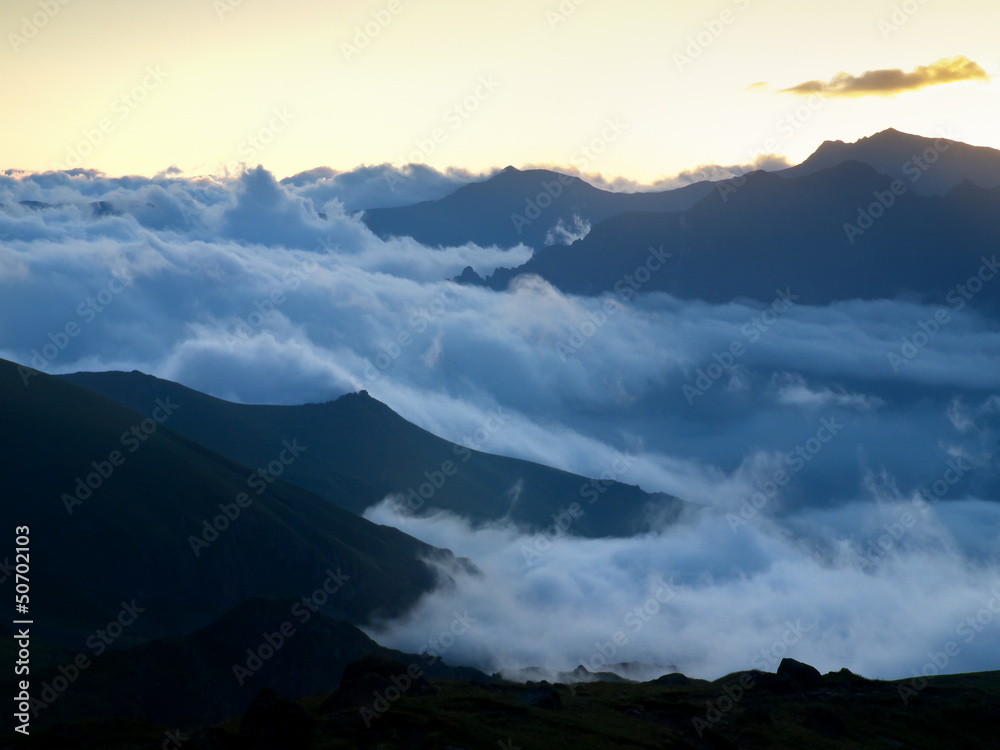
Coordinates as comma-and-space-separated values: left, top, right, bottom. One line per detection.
3, 0, 1000, 183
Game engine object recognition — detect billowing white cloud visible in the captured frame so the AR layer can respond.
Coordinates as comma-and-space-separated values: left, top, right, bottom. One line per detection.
280, 163, 491, 211
772, 372, 884, 411
1, 166, 998, 681
363, 496, 1000, 681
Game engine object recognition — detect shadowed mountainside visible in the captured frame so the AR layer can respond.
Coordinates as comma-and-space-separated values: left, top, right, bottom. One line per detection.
0, 358, 461, 649
62, 369, 682, 537
359, 165, 716, 249
474, 159, 1000, 308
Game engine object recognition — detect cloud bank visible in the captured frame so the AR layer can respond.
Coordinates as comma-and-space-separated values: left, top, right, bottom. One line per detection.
1, 165, 997, 680
278, 163, 493, 211
363, 495, 1000, 681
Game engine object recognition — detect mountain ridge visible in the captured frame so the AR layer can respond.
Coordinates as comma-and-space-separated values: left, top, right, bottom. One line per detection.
778, 128, 1000, 195
471, 157, 1000, 307
359, 165, 717, 249
0, 357, 460, 648
61, 368, 683, 537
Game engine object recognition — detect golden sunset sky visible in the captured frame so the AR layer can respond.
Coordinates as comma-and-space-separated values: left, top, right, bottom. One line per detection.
3, 0, 998, 183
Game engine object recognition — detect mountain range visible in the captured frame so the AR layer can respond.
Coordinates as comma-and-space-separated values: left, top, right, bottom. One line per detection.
3, 128, 999, 747
359, 166, 716, 250
0, 359, 456, 646
470, 160, 1000, 307
358, 129, 1000, 308
62, 368, 680, 537
0, 355, 686, 730
777, 128, 1000, 195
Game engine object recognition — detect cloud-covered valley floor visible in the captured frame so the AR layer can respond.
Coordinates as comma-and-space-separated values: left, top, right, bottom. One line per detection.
2, 166, 999, 681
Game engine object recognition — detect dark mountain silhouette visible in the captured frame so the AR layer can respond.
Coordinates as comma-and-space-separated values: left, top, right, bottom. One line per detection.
779, 128, 1000, 196
359, 166, 716, 249
476, 159, 1000, 307
360, 130, 1000, 258
8, 656, 1000, 749
62, 369, 682, 537
0, 358, 458, 649
6, 596, 488, 729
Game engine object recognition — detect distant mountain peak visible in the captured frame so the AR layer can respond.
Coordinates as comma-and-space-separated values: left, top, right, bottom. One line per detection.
876, 126, 905, 136
359, 164, 716, 249
782, 128, 1000, 196
454, 265, 486, 286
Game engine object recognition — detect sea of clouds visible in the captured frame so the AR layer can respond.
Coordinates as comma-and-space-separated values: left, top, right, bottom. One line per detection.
1, 164, 998, 681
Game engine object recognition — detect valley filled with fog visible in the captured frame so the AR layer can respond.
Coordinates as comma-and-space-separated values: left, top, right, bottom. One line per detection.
3, 160, 998, 682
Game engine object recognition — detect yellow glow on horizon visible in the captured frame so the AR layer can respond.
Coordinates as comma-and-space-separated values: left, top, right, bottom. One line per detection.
1, 0, 998, 184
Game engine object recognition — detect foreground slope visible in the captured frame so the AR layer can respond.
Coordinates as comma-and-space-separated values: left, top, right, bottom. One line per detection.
5, 660, 999, 749
0, 597, 489, 729
63, 369, 681, 537
0, 358, 453, 646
